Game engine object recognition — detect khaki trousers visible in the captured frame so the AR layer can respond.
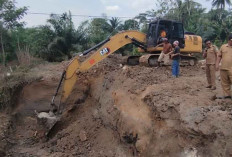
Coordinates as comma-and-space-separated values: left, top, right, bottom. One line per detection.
220, 69, 232, 96
206, 64, 216, 87
158, 51, 170, 65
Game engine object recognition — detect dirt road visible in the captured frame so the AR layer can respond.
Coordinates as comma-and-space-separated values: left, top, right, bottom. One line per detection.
1, 54, 232, 157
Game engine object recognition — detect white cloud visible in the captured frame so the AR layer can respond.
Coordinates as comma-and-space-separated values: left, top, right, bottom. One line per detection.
100, 0, 155, 14
130, 0, 154, 11
106, 5, 119, 11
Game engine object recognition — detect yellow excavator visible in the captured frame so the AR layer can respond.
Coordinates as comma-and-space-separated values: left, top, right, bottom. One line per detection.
37, 19, 202, 134
56, 19, 202, 105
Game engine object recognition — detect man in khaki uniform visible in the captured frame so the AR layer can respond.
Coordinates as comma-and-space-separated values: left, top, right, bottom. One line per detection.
216, 34, 232, 99
158, 38, 173, 66
203, 39, 218, 90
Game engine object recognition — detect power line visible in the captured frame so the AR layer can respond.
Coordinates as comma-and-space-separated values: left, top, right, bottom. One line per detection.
27, 12, 134, 19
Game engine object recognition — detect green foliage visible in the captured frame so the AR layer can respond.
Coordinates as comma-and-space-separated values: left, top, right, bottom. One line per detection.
118, 19, 139, 30
2, 0, 232, 64
0, 0, 27, 65
88, 18, 111, 44
108, 17, 121, 34
212, 0, 231, 10
135, 0, 232, 48
0, 0, 27, 29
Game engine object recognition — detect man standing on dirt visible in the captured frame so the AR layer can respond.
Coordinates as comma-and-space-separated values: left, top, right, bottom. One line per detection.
170, 41, 180, 77
216, 34, 232, 99
157, 38, 173, 66
203, 39, 218, 90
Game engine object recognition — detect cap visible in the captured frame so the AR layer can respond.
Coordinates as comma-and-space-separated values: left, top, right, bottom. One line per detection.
173, 40, 179, 45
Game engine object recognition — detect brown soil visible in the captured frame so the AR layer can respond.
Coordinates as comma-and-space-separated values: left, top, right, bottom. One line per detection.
1, 54, 232, 157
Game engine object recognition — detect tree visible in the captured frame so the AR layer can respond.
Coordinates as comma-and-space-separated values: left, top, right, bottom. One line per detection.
87, 18, 111, 45
118, 19, 139, 31
212, 0, 231, 10
211, 0, 231, 19
108, 17, 121, 34
47, 11, 76, 60
0, 0, 27, 65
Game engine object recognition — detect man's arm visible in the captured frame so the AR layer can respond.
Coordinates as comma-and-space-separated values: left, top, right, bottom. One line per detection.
216, 47, 222, 71
203, 49, 207, 58
170, 47, 180, 58
216, 55, 222, 71
214, 46, 219, 58
167, 44, 173, 55
157, 43, 163, 47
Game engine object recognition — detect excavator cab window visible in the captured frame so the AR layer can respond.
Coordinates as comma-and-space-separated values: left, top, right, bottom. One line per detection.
147, 20, 171, 47
146, 20, 185, 48
147, 23, 158, 47
148, 24, 156, 39
171, 22, 185, 48
172, 23, 184, 38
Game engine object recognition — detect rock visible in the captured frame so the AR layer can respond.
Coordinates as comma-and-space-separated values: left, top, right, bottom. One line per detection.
122, 66, 128, 71
79, 130, 87, 142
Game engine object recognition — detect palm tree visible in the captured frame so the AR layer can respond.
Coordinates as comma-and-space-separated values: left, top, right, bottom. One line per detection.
212, 0, 231, 10
47, 11, 75, 60
108, 17, 121, 34
211, 0, 231, 19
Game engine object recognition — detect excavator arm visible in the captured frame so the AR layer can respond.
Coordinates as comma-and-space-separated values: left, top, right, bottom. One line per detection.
52, 30, 146, 109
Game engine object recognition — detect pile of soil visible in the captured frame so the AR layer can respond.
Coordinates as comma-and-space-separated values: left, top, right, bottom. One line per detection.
1, 54, 232, 157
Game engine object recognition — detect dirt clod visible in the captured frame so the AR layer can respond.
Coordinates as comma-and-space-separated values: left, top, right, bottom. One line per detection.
79, 130, 87, 142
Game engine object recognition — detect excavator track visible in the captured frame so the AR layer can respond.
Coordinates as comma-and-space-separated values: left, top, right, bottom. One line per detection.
179, 55, 198, 66
124, 54, 160, 67
139, 54, 159, 67
126, 56, 141, 66
125, 54, 197, 67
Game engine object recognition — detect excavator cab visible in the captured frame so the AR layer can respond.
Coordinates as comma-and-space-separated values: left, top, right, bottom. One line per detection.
147, 19, 185, 48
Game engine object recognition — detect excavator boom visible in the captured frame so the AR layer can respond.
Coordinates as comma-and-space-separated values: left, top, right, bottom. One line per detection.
59, 30, 146, 105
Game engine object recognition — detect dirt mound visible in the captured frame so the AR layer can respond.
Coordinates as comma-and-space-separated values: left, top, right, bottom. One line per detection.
2, 54, 232, 156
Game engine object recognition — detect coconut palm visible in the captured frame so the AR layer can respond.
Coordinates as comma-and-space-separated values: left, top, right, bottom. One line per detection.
108, 17, 121, 34
211, 0, 231, 10
210, 0, 231, 19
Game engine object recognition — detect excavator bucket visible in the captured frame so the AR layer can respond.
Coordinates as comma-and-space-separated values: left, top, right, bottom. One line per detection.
35, 70, 67, 137
35, 110, 60, 137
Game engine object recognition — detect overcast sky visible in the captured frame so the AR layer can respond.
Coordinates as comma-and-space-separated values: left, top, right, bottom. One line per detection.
16, 0, 212, 27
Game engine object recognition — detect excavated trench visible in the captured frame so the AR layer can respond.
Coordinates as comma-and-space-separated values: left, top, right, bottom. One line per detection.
1, 55, 232, 157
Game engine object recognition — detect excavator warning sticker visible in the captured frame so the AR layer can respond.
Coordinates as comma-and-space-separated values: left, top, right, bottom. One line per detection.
100, 48, 110, 56
89, 59, 95, 65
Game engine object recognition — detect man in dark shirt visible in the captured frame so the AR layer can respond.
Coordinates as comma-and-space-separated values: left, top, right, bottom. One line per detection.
170, 41, 180, 77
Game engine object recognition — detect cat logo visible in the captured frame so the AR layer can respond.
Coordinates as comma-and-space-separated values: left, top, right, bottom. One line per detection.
100, 48, 110, 56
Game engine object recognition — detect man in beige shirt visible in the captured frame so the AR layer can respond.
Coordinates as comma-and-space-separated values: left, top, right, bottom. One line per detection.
203, 39, 218, 90
216, 34, 232, 99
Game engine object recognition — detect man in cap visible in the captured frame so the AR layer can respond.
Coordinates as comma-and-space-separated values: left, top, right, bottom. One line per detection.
203, 39, 218, 90
216, 34, 232, 99
170, 40, 180, 77
157, 38, 173, 66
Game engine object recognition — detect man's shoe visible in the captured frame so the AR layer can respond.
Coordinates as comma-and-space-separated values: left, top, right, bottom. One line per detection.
211, 86, 216, 90
206, 85, 212, 88
225, 96, 232, 99
216, 96, 232, 99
